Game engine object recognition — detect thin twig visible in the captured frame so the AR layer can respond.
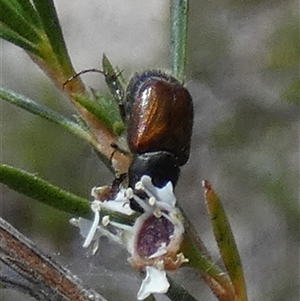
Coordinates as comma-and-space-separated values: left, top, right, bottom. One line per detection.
0, 217, 107, 301
170, 0, 189, 82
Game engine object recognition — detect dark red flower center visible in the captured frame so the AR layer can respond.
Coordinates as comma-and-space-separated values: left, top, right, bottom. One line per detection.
137, 215, 174, 258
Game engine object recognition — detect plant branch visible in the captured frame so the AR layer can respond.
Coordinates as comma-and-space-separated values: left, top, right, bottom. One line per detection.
203, 181, 248, 301
32, 0, 74, 75
1, 0, 131, 174
0, 87, 94, 145
0, 164, 91, 218
170, 0, 189, 82
0, 164, 137, 224
0, 217, 107, 301
181, 216, 235, 301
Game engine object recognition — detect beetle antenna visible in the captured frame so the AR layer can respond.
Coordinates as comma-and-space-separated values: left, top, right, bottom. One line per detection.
63, 68, 106, 89
62, 68, 125, 89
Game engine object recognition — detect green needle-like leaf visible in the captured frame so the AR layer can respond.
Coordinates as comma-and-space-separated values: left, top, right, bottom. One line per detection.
0, 0, 41, 43
0, 87, 94, 144
0, 165, 137, 224
170, 0, 189, 82
7, 0, 41, 28
32, 0, 74, 75
182, 217, 235, 301
203, 181, 248, 301
73, 92, 125, 135
0, 26, 40, 55
0, 164, 91, 218
102, 54, 127, 103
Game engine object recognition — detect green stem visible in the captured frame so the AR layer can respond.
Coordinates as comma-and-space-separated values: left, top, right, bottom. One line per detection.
181, 210, 235, 301
0, 164, 91, 218
170, 0, 189, 82
0, 87, 95, 145
0, 164, 136, 224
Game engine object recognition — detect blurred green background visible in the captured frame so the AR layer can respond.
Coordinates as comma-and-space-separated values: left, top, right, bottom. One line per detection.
1, 0, 299, 300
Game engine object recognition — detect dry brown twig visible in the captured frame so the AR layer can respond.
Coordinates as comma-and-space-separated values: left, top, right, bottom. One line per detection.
0, 217, 107, 301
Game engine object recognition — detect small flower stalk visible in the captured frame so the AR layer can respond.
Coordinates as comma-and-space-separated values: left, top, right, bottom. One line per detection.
71, 175, 187, 300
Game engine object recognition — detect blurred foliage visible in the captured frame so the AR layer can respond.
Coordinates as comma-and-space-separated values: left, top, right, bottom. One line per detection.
282, 80, 300, 105
188, 1, 229, 82
211, 102, 288, 148
268, 15, 299, 69
267, 13, 299, 104
211, 100, 299, 236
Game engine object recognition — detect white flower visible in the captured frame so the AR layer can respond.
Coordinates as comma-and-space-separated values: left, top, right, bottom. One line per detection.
70, 189, 131, 255
137, 266, 169, 300
91, 187, 135, 216
71, 175, 187, 300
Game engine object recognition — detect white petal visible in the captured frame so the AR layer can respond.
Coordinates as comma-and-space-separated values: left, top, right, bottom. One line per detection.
157, 181, 176, 207
137, 266, 169, 300
140, 175, 176, 208
101, 191, 135, 215
83, 205, 100, 248
101, 200, 134, 215
149, 243, 167, 258
71, 218, 93, 238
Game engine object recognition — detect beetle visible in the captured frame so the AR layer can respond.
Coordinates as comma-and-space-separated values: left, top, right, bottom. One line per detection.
124, 70, 193, 211
64, 67, 194, 212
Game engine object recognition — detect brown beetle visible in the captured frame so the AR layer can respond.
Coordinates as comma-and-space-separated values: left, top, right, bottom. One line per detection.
64, 68, 194, 211
126, 70, 193, 167
125, 71, 193, 210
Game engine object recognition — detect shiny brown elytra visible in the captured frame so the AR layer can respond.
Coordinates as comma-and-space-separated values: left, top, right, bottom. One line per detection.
125, 70, 194, 167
